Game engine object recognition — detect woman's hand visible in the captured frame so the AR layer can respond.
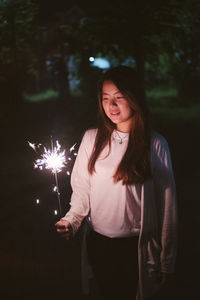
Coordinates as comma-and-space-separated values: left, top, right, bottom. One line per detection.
55, 219, 73, 240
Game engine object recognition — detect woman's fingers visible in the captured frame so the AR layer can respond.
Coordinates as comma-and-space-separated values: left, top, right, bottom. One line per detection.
55, 220, 73, 240
56, 225, 68, 232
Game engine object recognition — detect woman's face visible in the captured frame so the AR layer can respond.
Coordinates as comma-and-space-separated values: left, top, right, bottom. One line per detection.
102, 81, 134, 132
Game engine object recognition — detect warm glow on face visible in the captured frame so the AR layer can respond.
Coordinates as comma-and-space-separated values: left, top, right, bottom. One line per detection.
102, 81, 133, 132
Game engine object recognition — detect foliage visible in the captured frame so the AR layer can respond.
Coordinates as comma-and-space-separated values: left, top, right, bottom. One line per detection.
169, 0, 200, 101
0, 0, 39, 73
75, 0, 192, 99
1, 0, 200, 111
0, 0, 40, 121
76, 0, 200, 104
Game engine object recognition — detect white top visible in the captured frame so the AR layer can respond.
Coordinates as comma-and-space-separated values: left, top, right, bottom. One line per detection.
63, 129, 141, 237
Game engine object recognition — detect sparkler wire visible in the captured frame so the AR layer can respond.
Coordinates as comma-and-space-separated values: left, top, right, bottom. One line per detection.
51, 136, 62, 216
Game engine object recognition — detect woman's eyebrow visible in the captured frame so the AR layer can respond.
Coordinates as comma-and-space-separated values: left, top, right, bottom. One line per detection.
102, 90, 121, 95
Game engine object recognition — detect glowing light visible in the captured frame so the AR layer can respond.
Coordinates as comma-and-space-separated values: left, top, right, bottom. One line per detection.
89, 56, 94, 62
28, 141, 36, 151
54, 210, 58, 215
28, 138, 78, 217
33, 141, 66, 174
28, 141, 42, 152
70, 143, 77, 153
90, 57, 110, 69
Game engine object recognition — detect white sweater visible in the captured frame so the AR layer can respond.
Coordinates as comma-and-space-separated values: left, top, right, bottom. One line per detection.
62, 128, 177, 300
64, 129, 141, 237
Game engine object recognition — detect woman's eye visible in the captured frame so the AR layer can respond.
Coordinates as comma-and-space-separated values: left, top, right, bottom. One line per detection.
116, 96, 124, 100
103, 97, 109, 100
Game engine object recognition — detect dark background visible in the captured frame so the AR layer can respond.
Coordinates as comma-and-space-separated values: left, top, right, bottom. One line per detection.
0, 1, 199, 299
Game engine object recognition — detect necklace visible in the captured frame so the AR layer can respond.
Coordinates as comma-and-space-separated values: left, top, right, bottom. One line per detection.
114, 130, 129, 144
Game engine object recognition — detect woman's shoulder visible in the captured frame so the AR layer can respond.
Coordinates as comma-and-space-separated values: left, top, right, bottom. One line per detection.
83, 128, 98, 140
151, 130, 169, 149
80, 128, 98, 148
151, 130, 170, 159
150, 130, 174, 174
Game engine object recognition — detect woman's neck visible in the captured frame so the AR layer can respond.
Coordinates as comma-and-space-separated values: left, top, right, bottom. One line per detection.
116, 118, 134, 133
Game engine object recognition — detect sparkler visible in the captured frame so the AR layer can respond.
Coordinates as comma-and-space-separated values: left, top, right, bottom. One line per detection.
28, 138, 77, 217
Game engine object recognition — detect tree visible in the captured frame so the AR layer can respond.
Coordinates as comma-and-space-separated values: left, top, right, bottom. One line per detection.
169, 0, 200, 101
0, 0, 39, 119
76, 0, 197, 100
36, 4, 86, 104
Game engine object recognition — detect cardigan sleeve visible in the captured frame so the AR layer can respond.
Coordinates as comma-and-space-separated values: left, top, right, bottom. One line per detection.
151, 133, 178, 274
61, 130, 95, 234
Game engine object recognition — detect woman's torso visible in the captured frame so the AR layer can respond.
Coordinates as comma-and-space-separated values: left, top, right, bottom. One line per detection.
88, 129, 142, 238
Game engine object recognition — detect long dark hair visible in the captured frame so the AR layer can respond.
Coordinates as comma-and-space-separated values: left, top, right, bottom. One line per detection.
88, 66, 151, 185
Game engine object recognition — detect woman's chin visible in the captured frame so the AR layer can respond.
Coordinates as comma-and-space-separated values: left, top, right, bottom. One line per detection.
109, 115, 121, 123
110, 119, 120, 124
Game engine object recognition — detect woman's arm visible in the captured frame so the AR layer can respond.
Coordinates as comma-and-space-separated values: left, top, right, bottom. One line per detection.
59, 130, 95, 235
152, 133, 178, 275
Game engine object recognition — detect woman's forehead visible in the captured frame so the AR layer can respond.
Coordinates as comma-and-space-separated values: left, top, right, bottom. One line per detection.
102, 81, 121, 94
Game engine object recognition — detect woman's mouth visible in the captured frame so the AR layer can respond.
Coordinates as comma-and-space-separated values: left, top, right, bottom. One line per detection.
110, 112, 120, 116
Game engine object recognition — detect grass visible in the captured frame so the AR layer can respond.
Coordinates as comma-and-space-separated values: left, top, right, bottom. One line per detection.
147, 87, 200, 121
150, 104, 200, 121
23, 89, 59, 103
146, 87, 178, 108
147, 87, 178, 102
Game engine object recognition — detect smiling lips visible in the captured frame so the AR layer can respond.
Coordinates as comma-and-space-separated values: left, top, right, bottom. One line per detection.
110, 111, 120, 116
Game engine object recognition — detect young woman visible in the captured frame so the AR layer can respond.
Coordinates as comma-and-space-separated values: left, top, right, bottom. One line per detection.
55, 66, 177, 300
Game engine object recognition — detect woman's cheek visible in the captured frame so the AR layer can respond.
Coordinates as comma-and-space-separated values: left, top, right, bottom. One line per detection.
103, 103, 109, 115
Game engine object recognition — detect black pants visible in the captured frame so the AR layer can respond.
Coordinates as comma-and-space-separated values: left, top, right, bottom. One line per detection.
86, 230, 139, 300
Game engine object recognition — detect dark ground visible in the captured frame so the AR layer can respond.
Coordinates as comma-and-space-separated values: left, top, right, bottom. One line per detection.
0, 101, 199, 300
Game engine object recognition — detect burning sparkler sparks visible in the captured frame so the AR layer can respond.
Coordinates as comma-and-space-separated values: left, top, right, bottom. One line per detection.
28, 140, 66, 174
53, 186, 57, 192
28, 138, 77, 217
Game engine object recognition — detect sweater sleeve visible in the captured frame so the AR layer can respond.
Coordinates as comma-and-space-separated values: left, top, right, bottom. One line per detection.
152, 133, 178, 273
61, 130, 95, 234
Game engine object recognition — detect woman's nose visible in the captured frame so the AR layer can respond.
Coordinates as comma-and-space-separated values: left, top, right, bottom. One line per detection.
110, 99, 118, 106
